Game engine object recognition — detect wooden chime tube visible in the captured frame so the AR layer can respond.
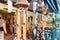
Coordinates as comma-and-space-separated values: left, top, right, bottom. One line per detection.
17, 9, 21, 40
23, 9, 26, 40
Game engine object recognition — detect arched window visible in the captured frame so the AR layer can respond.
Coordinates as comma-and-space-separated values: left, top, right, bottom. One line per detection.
28, 16, 33, 22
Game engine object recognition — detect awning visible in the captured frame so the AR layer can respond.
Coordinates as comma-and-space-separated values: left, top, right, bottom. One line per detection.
45, 0, 59, 13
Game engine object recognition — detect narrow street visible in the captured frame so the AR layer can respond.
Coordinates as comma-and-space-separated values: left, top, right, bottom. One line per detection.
0, 0, 60, 40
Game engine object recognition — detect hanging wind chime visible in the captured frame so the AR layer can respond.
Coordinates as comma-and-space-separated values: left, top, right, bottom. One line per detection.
15, 0, 29, 40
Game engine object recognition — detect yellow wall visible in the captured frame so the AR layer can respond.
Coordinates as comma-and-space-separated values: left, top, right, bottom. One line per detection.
17, 11, 34, 30
0, 3, 34, 30
27, 11, 34, 30
0, 3, 17, 23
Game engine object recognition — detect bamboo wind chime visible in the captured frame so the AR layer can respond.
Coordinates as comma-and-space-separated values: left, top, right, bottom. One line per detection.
15, 0, 29, 40
38, 1, 48, 29
37, 1, 48, 40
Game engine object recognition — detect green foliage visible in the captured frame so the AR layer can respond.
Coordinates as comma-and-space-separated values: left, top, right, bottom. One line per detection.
56, 13, 60, 21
